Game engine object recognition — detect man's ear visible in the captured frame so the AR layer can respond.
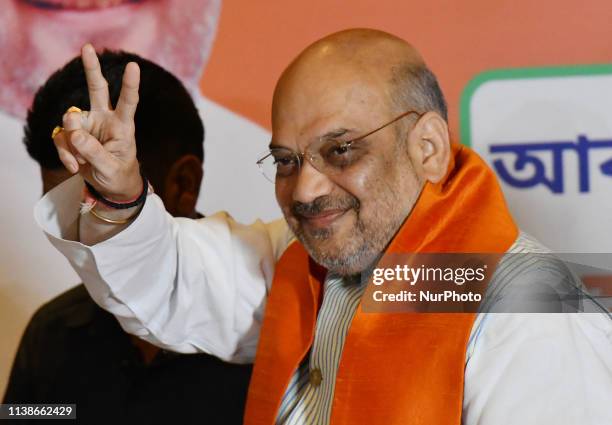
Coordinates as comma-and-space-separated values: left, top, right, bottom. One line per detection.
406, 111, 450, 184
162, 154, 203, 218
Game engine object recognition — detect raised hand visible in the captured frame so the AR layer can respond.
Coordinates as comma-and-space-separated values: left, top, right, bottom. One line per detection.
53, 44, 143, 201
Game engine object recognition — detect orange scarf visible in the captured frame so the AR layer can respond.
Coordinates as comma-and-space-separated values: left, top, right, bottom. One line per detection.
245, 144, 518, 424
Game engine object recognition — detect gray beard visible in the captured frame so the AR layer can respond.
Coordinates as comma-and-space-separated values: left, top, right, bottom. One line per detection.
292, 210, 403, 278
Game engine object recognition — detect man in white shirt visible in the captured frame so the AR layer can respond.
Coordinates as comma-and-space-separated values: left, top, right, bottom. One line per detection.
37, 29, 612, 424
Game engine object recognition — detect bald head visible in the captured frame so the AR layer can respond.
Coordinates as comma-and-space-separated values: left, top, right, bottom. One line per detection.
286, 28, 424, 71
273, 28, 447, 127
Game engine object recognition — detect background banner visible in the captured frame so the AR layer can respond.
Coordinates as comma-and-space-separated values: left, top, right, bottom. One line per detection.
461, 65, 612, 309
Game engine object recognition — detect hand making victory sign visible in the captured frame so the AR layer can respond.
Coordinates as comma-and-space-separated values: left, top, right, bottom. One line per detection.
52, 44, 143, 202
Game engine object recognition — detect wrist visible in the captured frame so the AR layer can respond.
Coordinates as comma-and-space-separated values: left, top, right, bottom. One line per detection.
108, 176, 144, 202
78, 203, 142, 245
88, 203, 143, 225
85, 172, 151, 210
107, 169, 144, 202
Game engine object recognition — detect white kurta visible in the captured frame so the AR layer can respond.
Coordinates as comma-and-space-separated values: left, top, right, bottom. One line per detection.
33, 176, 612, 424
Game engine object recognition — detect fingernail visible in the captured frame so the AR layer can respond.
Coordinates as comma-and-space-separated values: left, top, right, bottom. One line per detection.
70, 162, 79, 174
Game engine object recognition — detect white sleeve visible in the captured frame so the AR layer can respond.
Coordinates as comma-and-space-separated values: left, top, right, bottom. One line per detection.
34, 175, 293, 363
463, 313, 612, 425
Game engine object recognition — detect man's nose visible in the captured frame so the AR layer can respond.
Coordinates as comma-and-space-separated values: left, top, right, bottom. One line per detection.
292, 160, 334, 204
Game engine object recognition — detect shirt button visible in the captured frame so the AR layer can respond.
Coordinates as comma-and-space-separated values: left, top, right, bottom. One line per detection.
309, 368, 323, 387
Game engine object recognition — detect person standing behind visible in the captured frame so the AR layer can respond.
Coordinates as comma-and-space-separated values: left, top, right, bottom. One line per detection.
3, 51, 252, 425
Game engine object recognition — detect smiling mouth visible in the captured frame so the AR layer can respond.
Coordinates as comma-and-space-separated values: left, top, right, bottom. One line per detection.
300, 209, 348, 229
21, 0, 145, 10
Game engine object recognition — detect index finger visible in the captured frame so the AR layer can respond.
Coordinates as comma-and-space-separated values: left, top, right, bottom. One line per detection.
81, 43, 110, 111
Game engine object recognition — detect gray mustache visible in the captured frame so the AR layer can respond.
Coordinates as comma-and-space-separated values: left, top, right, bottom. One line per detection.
291, 195, 360, 218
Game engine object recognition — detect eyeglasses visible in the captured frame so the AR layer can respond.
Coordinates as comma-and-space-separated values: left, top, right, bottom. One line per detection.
256, 110, 422, 183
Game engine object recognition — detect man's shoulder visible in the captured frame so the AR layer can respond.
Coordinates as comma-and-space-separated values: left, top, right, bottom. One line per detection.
483, 231, 608, 313
501, 231, 565, 281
